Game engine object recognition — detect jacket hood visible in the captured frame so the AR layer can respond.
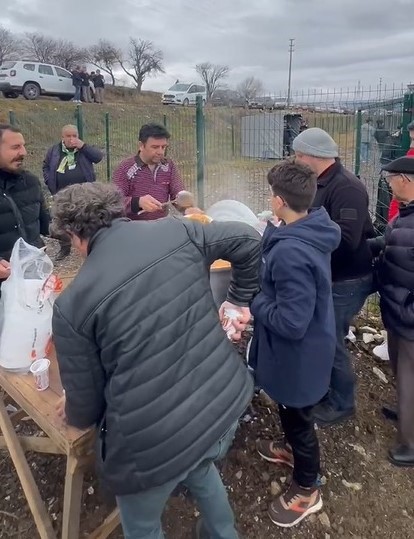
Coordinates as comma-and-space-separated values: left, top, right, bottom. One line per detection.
263, 207, 341, 255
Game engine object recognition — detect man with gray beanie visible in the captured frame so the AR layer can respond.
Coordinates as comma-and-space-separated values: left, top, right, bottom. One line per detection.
293, 128, 375, 427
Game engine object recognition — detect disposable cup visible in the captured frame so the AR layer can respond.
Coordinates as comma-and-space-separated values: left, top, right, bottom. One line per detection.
222, 308, 241, 340
29, 358, 50, 391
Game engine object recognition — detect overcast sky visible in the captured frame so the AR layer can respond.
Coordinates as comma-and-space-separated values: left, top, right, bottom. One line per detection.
3, 0, 414, 96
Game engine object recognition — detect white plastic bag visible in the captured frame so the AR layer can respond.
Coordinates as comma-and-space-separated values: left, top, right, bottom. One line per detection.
0, 238, 57, 372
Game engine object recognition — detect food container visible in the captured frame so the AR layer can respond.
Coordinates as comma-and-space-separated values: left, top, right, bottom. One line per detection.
210, 259, 231, 307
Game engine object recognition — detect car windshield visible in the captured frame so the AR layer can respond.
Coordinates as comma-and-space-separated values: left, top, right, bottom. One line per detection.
168, 84, 191, 92
0, 62, 16, 70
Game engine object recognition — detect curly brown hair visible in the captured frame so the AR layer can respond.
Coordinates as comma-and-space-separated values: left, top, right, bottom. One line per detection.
51, 183, 126, 240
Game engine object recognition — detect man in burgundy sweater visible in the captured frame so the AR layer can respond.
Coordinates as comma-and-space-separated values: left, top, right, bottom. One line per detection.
113, 123, 196, 220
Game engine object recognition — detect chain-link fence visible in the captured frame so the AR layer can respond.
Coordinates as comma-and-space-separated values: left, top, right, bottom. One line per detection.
4, 84, 413, 222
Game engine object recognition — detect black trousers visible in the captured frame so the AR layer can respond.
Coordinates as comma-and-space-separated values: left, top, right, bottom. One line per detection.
278, 404, 320, 488
388, 331, 414, 448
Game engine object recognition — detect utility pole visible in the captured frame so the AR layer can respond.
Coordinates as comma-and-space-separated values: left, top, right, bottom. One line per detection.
287, 38, 295, 108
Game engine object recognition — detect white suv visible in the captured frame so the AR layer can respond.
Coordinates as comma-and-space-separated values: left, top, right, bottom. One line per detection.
0, 61, 75, 101
162, 83, 207, 106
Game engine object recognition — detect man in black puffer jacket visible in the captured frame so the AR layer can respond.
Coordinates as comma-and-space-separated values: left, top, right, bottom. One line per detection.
371, 156, 414, 468
0, 124, 50, 285
51, 183, 261, 539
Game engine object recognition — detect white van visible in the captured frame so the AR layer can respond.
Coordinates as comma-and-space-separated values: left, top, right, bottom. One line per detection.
162, 82, 207, 106
0, 61, 75, 101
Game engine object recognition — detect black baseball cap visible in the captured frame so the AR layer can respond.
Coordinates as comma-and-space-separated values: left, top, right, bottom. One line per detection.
382, 156, 414, 175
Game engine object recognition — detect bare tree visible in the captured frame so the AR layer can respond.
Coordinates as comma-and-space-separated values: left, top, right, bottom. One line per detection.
118, 38, 164, 92
0, 26, 20, 65
53, 40, 88, 70
195, 62, 230, 100
24, 32, 58, 63
89, 39, 121, 85
237, 76, 264, 102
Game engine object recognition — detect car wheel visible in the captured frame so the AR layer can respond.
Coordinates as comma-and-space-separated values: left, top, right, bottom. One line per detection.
183, 98, 189, 107
23, 82, 40, 100
4, 92, 19, 99
59, 95, 73, 101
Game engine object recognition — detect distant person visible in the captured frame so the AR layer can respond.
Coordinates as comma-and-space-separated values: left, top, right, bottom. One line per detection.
51, 182, 261, 539
0, 124, 49, 286
89, 71, 96, 102
71, 65, 82, 104
80, 66, 90, 103
293, 128, 375, 427
92, 69, 105, 104
251, 161, 340, 528
374, 119, 390, 154
113, 123, 201, 220
360, 118, 376, 164
43, 124, 103, 260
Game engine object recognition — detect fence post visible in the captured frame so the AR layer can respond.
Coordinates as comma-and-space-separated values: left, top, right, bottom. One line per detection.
354, 109, 362, 176
231, 114, 235, 157
105, 112, 111, 182
401, 91, 414, 154
195, 95, 205, 208
8, 111, 16, 126
163, 114, 167, 128
75, 105, 84, 139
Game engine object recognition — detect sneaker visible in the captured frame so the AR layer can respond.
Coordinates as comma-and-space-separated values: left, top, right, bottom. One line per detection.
268, 481, 323, 528
257, 440, 294, 468
373, 341, 389, 361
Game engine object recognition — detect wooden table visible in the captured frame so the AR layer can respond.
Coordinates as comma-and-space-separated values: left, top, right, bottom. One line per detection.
0, 276, 121, 539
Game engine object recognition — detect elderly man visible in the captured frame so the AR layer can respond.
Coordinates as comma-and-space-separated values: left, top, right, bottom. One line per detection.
43, 124, 103, 259
292, 127, 375, 427
0, 124, 49, 285
113, 123, 200, 219
51, 182, 261, 538
370, 156, 414, 467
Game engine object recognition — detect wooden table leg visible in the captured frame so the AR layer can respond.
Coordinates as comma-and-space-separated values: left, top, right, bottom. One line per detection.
87, 508, 121, 539
0, 396, 56, 539
61, 452, 84, 539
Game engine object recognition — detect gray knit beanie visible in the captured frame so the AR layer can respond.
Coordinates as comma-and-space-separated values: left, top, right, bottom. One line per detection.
292, 127, 338, 158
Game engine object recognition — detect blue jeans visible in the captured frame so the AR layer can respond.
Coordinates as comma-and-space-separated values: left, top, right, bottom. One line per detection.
329, 275, 373, 411
116, 423, 239, 539
360, 142, 371, 163
73, 86, 81, 101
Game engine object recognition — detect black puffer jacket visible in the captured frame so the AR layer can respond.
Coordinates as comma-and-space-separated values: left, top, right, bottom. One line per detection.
376, 201, 414, 340
0, 169, 50, 262
52, 217, 261, 495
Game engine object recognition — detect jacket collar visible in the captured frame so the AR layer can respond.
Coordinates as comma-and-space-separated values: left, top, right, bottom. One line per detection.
317, 159, 342, 187
87, 218, 131, 256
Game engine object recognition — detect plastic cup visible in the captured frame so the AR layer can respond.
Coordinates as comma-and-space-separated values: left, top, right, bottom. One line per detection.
29, 358, 50, 391
222, 308, 241, 340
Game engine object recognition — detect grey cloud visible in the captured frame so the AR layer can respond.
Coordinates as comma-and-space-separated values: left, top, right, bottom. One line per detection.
3, 0, 413, 93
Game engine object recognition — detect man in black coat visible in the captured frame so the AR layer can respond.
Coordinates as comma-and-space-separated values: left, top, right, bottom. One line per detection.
372, 156, 414, 467
0, 124, 49, 284
51, 182, 261, 538
293, 128, 375, 427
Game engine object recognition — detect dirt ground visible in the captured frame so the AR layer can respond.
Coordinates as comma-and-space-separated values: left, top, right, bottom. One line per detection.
1, 240, 414, 539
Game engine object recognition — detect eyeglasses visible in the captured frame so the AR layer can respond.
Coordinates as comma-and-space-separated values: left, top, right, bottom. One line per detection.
384, 173, 413, 183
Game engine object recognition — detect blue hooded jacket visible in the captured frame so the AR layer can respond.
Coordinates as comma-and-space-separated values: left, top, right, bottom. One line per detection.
248, 207, 341, 408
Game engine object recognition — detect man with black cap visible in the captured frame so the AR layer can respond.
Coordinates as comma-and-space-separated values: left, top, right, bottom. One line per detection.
370, 156, 414, 467
293, 128, 375, 427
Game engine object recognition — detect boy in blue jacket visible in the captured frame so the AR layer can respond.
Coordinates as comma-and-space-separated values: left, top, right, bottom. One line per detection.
248, 161, 341, 528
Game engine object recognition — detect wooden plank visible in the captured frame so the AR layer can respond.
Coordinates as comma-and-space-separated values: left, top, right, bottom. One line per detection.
0, 352, 94, 452
87, 509, 121, 539
0, 435, 65, 454
61, 453, 84, 539
0, 396, 56, 539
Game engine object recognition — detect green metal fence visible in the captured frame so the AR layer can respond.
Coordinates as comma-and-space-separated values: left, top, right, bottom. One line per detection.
3, 84, 413, 222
